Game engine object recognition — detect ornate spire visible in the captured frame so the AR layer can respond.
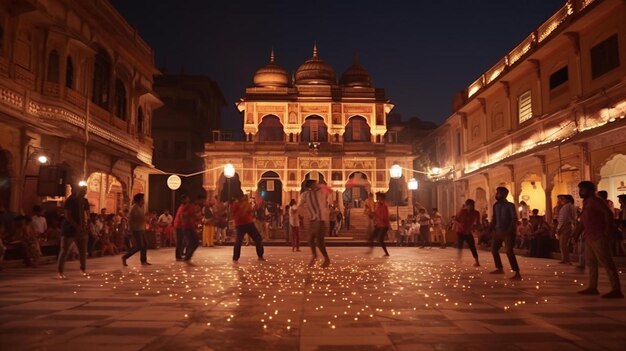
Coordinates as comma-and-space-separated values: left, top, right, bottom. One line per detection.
353, 51, 360, 65
312, 42, 318, 58
270, 47, 275, 63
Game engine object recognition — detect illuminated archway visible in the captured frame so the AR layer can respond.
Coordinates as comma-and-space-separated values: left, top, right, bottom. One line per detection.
85, 172, 127, 214
257, 171, 282, 204
301, 116, 328, 142
342, 172, 370, 206
518, 174, 546, 215
301, 171, 326, 193
598, 154, 626, 204
257, 115, 285, 142
551, 164, 581, 211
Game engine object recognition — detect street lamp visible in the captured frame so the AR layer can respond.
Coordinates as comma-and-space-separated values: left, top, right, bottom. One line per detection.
389, 164, 403, 236
78, 180, 88, 187
37, 155, 48, 164
408, 178, 418, 218
430, 166, 442, 176
224, 163, 235, 234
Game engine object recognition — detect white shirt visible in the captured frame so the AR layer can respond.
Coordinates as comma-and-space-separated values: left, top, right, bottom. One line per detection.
158, 213, 173, 226
31, 215, 47, 234
289, 205, 300, 227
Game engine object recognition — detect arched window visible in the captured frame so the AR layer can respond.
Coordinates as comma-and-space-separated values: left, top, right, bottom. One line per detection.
46, 50, 60, 83
114, 79, 127, 120
65, 56, 74, 88
92, 49, 111, 109
344, 116, 371, 142
137, 107, 144, 134
257, 115, 284, 141
301, 116, 328, 142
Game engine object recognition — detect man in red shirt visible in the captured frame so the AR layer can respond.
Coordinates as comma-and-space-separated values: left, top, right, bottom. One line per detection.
367, 192, 390, 256
173, 194, 201, 264
575, 181, 623, 298
231, 194, 265, 262
456, 199, 481, 267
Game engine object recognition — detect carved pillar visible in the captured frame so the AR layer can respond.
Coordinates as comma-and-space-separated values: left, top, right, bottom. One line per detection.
565, 32, 582, 100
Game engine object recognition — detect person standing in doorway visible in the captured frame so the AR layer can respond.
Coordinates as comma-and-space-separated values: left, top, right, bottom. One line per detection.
575, 181, 623, 298
122, 193, 150, 266
432, 208, 446, 248
556, 194, 576, 264
57, 184, 89, 279
368, 192, 390, 256
490, 186, 521, 280
288, 199, 300, 252
455, 199, 481, 267
417, 208, 431, 249
31, 205, 47, 240
231, 194, 265, 262
299, 179, 331, 268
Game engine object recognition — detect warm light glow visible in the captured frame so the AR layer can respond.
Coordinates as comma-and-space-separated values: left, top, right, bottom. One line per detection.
389, 164, 402, 179
430, 166, 442, 175
408, 178, 418, 190
78, 180, 88, 187
224, 163, 236, 179
37, 155, 48, 164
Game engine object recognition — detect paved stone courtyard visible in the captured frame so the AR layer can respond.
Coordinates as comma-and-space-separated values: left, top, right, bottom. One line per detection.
1, 246, 626, 351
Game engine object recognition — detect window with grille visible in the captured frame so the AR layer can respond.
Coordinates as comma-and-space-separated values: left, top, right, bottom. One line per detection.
518, 91, 532, 123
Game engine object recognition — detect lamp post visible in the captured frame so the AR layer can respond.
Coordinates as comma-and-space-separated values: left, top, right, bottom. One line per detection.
389, 164, 403, 235
224, 163, 236, 234
408, 177, 418, 216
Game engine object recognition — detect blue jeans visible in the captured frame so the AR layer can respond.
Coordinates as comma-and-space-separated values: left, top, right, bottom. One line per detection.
182, 228, 198, 261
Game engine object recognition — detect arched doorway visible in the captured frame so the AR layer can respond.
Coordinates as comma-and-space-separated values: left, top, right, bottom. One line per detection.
257, 115, 285, 142
258, 171, 282, 205
301, 171, 326, 193
218, 172, 243, 202
86, 172, 126, 214
0, 149, 11, 210
598, 154, 626, 204
518, 174, 546, 215
344, 116, 371, 142
551, 164, 581, 211
343, 172, 370, 208
301, 116, 328, 142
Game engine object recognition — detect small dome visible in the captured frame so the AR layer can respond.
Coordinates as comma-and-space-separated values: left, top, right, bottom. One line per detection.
253, 49, 289, 87
295, 44, 336, 85
340, 54, 372, 88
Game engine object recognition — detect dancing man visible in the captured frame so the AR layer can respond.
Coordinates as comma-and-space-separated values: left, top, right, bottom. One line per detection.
490, 186, 521, 280
231, 194, 265, 263
299, 179, 331, 268
368, 192, 390, 256
455, 199, 481, 267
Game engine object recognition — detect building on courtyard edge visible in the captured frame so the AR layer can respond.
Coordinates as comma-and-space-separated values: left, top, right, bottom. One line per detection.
201, 46, 415, 237
0, 0, 160, 215
420, 0, 626, 221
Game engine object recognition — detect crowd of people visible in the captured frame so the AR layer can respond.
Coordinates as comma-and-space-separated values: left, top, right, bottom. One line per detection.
1, 178, 625, 299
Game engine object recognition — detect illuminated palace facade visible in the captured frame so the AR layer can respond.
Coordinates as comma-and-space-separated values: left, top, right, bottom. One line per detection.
0, 0, 160, 214
422, 0, 626, 221
202, 46, 414, 208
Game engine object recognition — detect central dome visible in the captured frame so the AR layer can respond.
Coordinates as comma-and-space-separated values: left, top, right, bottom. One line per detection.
253, 49, 288, 87
295, 44, 336, 85
340, 54, 372, 88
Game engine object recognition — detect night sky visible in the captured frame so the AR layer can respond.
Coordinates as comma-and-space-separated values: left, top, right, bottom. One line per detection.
111, 0, 564, 132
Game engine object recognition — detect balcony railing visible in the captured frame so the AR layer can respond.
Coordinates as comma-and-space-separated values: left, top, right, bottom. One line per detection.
43, 81, 60, 97
13, 65, 36, 90
64, 88, 87, 110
